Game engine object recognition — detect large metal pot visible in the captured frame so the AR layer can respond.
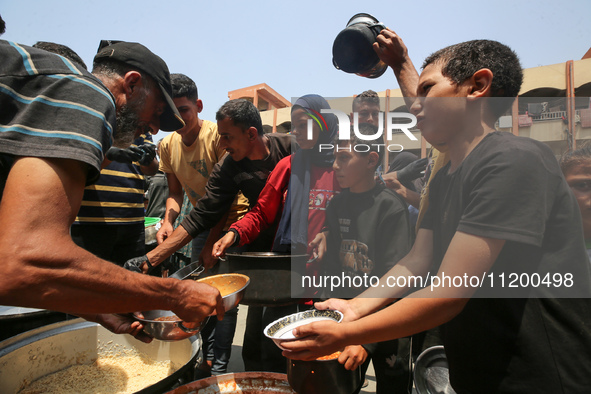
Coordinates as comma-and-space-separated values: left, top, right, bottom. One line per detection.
0, 306, 71, 342
0, 318, 201, 394
165, 372, 295, 393
287, 356, 362, 394
222, 252, 308, 306
414, 345, 456, 394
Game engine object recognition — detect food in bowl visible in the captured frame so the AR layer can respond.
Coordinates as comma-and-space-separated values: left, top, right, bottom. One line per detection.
197, 274, 249, 297
316, 351, 342, 361
18, 347, 177, 394
155, 315, 180, 322
264, 309, 344, 350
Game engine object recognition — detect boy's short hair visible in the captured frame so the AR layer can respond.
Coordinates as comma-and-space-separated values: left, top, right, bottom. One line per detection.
337, 122, 384, 168
33, 41, 87, 70
560, 142, 591, 175
352, 90, 380, 111
171, 73, 198, 101
422, 39, 523, 117
216, 99, 264, 136
0, 14, 6, 35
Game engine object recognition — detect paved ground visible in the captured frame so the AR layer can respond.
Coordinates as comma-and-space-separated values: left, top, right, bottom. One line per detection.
226, 305, 378, 393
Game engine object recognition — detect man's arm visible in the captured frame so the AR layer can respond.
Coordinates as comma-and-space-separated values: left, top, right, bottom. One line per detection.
157, 171, 184, 244
0, 157, 223, 322
283, 231, 505, 360
199, 212, 229, 270
145, 158, 239, 267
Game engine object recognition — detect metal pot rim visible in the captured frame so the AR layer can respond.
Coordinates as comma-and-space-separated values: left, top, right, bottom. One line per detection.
225, 252, 308, 258
0, 318, 201, 394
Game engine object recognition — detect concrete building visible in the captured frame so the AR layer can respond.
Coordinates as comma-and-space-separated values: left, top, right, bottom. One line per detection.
228, 53, 591, 165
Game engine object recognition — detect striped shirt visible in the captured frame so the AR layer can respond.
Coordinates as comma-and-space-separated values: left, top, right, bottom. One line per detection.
74, 134, 154, 225
0, 40, 115, 189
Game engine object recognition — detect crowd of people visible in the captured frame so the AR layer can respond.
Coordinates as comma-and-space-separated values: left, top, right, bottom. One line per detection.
1, 12, 591, 393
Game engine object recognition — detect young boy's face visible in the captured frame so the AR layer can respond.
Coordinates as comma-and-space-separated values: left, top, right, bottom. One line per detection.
565, 162, 591, 239
333, 143, 376, 192
173, 96, 202, 137
291, 107, 321, 150
412, 62, 471, 150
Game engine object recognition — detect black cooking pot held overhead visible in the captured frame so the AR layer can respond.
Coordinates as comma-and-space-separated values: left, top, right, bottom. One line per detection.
332, 13, 388, 79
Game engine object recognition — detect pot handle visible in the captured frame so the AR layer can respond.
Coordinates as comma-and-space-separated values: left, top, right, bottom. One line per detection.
369, 22, 386, 33
193, 264, 205, 277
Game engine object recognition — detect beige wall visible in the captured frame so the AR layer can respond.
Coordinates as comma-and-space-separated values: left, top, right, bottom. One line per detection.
258, 59, 591, 158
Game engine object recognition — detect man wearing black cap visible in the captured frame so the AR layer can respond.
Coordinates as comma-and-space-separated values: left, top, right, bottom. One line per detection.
70, 40, 173, 267
0, 39, 223, 340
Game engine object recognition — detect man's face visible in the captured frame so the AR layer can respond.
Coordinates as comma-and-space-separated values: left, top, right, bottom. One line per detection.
291, 107, 321, 150
565, 162, 591, 239
333, 143, 372, 192
173, 96, 202, 137
411, 62, 469, 150
352, 102, 381, 127
113, 81, 165, 147
217, 117, 253, 161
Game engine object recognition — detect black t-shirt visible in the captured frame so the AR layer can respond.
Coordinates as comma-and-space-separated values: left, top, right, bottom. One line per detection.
324, 183, 412, 299
323, 183, 412, 357
181, 133, 293, 251
421, 132, 591, 393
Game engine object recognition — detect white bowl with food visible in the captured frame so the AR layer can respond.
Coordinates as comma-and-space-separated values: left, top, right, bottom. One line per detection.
264, 309, 343, 350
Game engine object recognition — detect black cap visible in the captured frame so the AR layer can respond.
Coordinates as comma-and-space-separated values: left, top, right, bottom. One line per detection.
94, 40, 184, 131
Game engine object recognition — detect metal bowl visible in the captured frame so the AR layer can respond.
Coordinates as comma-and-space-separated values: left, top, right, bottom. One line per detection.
414, 345, 456, 394
264, 309, 343, 350
134, 310, 206, 342
196, 273, 250, 312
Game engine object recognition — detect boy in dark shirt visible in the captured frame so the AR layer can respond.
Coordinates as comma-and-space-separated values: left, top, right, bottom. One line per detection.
313, 123, 412, 393
283, 39, 591, 394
